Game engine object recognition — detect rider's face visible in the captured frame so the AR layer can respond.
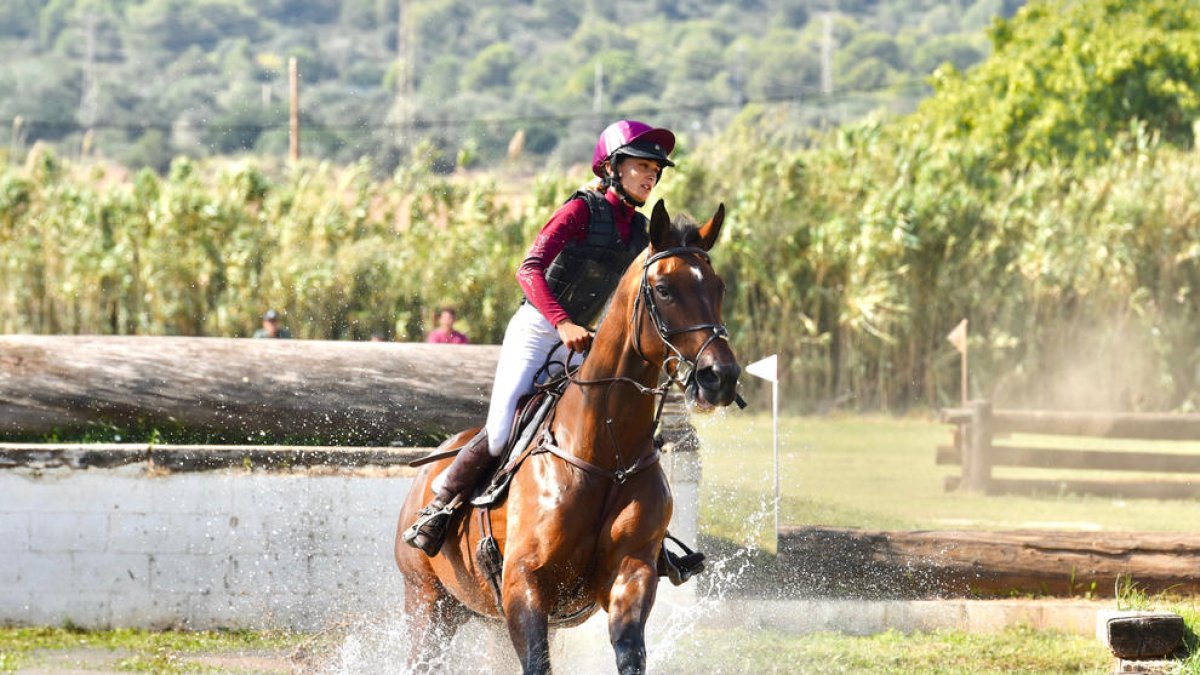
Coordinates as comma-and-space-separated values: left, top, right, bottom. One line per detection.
614, 158, 661, 203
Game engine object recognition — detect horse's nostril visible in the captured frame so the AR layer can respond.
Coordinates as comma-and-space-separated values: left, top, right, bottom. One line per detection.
696, 365, 721, 389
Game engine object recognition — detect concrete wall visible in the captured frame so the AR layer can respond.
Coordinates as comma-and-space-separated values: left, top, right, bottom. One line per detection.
0, 453, 702, 631
0, 466, 411, 631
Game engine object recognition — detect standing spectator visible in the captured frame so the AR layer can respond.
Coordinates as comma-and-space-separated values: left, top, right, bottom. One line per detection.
426, 307, 469, 345
253, 309, 292, 338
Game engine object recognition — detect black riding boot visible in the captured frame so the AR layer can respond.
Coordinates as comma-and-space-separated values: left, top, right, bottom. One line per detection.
402, 429, 493, 556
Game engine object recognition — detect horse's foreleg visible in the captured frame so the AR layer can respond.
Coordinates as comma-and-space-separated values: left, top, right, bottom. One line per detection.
605, 554, 659, 675
502, 576, 552, 675
403, 578, 466, 669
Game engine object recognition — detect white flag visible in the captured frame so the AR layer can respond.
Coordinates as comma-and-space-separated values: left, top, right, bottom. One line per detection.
746, 354, 778, 383
946, 319, 968, 354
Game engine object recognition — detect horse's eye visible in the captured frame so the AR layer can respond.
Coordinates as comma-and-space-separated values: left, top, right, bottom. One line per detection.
654, 284, 671, 300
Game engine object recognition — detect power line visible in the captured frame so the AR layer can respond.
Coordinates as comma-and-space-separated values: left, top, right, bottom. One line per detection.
3, 77, 931, 136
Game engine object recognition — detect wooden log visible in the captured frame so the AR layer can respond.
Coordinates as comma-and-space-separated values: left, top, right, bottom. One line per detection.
0, 442, 431, 471
0, 336, 498, 445
777, 526, 1200, 598
943, 475, 1200, 500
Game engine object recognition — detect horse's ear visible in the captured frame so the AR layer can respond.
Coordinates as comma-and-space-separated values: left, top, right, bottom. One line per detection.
648, 199, 672, 251
698, 203, 725, 251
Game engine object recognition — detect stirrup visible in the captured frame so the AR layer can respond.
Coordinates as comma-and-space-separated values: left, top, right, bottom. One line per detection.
402, 501, 456, 556
658, 535, 706, 586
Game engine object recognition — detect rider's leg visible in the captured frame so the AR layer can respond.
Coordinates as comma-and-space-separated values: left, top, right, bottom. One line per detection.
482, 303, 567, 456
403, 304, 561, 556
402, 428, 492, 555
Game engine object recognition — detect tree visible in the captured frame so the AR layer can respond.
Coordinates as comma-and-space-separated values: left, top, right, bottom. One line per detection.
0, 0, 41, 38
127, 0, 260, 52
919, 0, 1200, 167
911, 35, 984, 76
460, 43, 519, 92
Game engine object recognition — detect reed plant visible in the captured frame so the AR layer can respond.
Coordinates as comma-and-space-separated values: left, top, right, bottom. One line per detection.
5, 115, 1200, 412
0, 145, 561, 344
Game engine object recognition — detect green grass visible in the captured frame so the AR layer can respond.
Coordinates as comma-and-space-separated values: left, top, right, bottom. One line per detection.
656, 625, 1111, 674
694, 412, 1200, 551
0, 625, 304, 674
3, 605, 1195, 673
0, 624, 1124, 675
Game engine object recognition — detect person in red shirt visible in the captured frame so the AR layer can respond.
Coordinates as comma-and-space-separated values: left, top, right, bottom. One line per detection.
425, 307, 469, 345
403, 120, 675, 555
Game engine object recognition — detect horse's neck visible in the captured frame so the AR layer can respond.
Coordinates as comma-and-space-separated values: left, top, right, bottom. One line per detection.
561, 310, 661, 446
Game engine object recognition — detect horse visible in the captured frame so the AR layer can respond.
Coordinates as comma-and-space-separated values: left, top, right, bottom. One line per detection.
394, 199, 741, 674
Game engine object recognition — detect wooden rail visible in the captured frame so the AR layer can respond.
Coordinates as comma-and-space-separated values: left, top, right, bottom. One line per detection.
938, 401, 1200, 498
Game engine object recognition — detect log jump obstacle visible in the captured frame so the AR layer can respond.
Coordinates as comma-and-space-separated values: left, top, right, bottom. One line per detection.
939, 400, 1200, 499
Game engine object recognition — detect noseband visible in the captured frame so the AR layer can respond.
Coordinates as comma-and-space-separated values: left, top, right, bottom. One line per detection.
632, 246, 731, 390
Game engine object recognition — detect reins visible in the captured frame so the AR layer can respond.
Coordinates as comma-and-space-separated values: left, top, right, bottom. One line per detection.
535, 245, 731, 485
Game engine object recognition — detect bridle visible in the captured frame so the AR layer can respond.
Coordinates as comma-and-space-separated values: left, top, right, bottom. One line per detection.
534, 245, 734, 485
631, 246, 731, 391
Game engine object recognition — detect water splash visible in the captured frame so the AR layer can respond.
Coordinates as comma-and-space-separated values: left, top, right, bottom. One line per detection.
315, 611, 522, 674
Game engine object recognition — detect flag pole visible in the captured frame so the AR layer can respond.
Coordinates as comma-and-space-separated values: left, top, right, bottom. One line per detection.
961, 335, 968, 407
745, 355, 780, 551
947, 319, 969, 407
773, 375, 780, 545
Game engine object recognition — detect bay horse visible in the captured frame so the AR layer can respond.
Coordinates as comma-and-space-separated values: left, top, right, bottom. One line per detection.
394, 200, 740, 674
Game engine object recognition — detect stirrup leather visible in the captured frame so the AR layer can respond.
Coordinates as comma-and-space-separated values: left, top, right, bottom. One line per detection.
401, 500, 456, 557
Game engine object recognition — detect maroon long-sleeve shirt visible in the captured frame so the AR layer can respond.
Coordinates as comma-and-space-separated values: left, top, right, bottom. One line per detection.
517, 189, 637, 327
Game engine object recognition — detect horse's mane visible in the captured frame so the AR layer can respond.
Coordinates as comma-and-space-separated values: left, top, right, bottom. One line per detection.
589, 212, 704, 329
668, 213, 703, 248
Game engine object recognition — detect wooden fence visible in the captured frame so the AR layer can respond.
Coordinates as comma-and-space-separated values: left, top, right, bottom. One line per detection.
938, 400, 1200, 499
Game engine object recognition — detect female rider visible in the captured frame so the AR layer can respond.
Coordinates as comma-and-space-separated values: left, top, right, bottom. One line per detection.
403, 120, 675, 555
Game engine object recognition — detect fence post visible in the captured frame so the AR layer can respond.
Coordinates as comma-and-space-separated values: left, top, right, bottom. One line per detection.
962, 399, 993, 493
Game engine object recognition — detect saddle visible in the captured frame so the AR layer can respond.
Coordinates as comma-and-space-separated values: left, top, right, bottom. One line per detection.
405, 357, 573, 501
471, 380, 567, 508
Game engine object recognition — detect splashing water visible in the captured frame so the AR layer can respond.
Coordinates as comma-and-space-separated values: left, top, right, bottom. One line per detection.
317, 411, 778, 673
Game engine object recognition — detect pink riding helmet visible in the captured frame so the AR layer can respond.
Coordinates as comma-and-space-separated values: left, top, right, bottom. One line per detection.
591, 120, 676, 178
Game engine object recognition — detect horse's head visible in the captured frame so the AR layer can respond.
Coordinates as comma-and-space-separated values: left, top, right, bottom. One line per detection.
631, 200, 741, 408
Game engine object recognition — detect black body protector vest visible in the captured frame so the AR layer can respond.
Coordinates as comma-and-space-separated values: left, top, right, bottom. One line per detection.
538, 190, 649, 329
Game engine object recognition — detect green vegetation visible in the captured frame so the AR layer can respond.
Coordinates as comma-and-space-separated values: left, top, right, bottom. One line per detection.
0, 623, 1122, 674
657, 626, 1111, 674
0, 626, 303, 674
664, 0, 1200, 411
696, 413, 1200, 549
0, 152, 550, 343
6, 1, 1200, 414
0, 0, 1013, 172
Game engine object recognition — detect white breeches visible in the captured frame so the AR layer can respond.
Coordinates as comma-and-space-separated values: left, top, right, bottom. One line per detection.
483, 302, 580, 456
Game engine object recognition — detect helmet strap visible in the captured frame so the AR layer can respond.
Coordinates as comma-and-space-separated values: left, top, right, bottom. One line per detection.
606, 157, 646, 208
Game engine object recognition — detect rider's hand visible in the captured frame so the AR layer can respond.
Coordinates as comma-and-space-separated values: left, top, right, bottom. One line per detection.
556, 320, 593, 353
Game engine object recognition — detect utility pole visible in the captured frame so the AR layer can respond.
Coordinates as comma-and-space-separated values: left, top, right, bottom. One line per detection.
10, 116, 23, 160
79, 12, 98, 149
820, 12, 835, 96
289, 57, 300, 162
395, 0, 415, 133
593, 61, 604, 114
731, 44, 745, 108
